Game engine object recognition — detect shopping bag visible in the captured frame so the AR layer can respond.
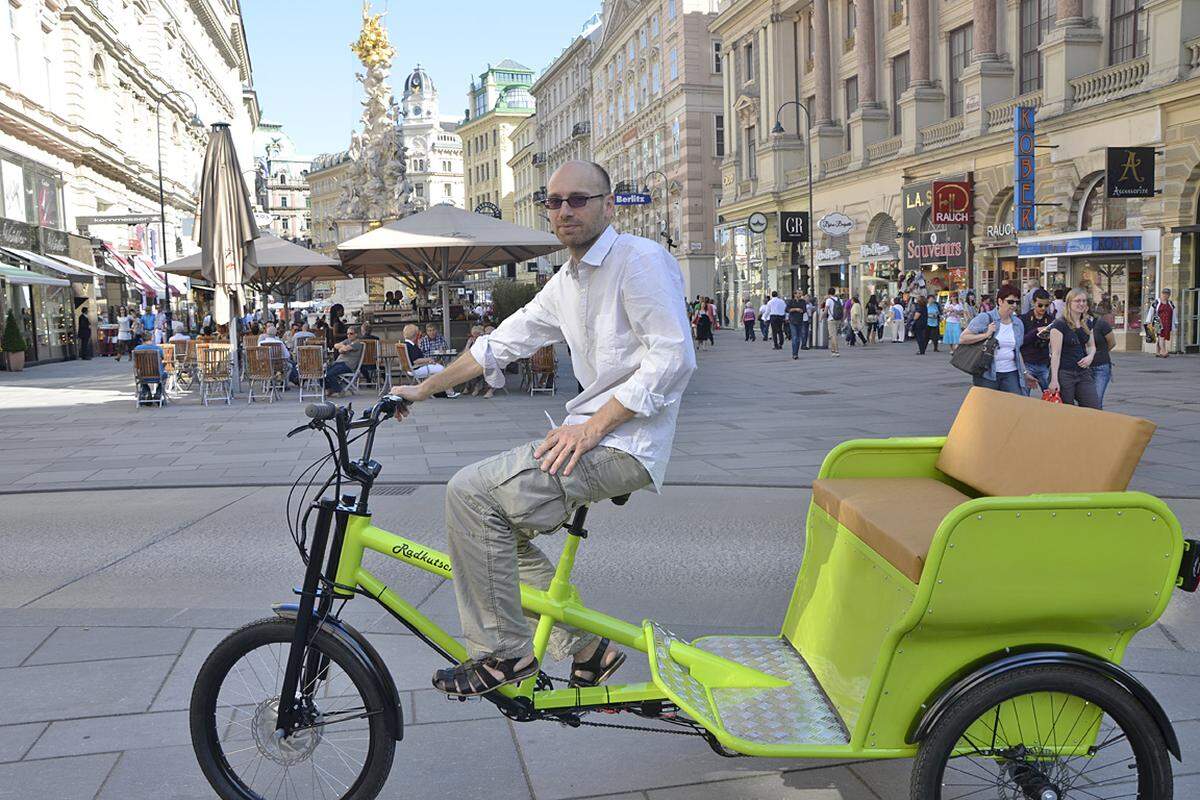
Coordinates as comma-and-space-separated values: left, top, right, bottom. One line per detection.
1041, 389, 1062, 404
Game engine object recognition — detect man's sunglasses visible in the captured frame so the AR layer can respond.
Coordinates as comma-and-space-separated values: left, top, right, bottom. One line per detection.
1004, 298, 1018, 305
1034, 302, 1048, 308
543, 194, 606, 210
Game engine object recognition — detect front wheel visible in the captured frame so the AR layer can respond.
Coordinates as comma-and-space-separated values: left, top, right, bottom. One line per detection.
911, 665, 1172, 800
190, 617, 395, 800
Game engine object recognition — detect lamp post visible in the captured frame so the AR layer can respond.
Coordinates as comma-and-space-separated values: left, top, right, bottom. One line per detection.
641, 170, 673, 250
771, 101, 815, 296
156, 89, 203, 332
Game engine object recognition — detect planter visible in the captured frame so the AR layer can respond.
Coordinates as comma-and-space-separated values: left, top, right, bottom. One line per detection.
4, 351, 25, 372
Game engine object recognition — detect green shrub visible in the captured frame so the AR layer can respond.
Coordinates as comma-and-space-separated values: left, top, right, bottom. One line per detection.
490, 278, 539, 323
2, 310, 26, 353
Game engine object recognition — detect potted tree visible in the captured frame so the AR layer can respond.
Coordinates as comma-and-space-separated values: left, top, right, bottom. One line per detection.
3, 309, 27, 372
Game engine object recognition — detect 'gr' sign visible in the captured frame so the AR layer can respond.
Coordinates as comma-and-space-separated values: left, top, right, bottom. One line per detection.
1013, 107, 1036, 232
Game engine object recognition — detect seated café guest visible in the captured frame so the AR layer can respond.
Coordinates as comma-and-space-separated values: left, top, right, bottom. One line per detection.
293, 323, 316, 347
419, 322, 448, 357
168, 321, 190, 343
258, 324, 298, 384
132, 339, 167, 400
323, 325, 364, 395
403, 324, 458, 397
359, 322, 379, 340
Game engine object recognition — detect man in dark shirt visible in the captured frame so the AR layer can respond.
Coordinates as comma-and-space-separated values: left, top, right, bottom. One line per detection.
785, 290, 810, 358
323, 325, 364, 395
1019, 288, 1054, 391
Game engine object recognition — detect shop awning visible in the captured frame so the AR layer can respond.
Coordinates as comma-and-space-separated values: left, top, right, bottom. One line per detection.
0, 264, 71, 287
0, 247, 92, 279
46, 253, 119, 278
131, 254, 187, 296
99, 244, 157, 296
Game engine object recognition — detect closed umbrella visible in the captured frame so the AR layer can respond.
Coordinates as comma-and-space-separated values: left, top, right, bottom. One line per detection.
198, 122, 259, 389
337, 204, 562, 342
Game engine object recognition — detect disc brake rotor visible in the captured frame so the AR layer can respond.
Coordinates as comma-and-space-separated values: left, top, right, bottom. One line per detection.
250, 697, 323, 766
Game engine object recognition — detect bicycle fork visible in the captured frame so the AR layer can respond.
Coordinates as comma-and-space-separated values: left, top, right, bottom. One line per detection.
275, 498, 346, 736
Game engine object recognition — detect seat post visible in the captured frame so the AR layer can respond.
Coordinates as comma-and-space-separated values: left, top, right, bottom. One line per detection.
550, 505, 589, 592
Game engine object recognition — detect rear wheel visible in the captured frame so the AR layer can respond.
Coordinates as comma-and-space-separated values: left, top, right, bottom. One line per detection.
911, 665, 1172, 800
190, 617, 395, 800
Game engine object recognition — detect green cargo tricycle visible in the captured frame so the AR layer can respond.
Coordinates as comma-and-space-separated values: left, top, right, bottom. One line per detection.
190, 388, 1199, 799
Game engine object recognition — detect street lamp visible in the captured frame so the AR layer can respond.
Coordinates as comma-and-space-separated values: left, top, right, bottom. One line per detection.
641, 170, 673, 250
771, 101, 814, 296
156, 89, 203, 329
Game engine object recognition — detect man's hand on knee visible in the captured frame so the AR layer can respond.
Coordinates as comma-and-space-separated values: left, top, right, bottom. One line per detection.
534, 423, 602, 476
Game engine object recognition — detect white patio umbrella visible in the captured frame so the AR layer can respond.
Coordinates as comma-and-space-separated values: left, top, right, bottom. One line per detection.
198, 122, 259, 389
337, 204, 563, 342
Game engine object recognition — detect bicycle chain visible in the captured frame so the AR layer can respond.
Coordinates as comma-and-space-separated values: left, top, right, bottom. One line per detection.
540, 674, 704, 738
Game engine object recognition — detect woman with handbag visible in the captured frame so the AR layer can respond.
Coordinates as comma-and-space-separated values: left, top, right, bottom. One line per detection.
1047, 288, 1100, 409
959, 284, 1040, 396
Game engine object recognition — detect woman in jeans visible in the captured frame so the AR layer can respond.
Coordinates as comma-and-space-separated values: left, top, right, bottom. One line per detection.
742, 302, 757, 341
1048, 288, 1100, 408
960, 283, 1040, 396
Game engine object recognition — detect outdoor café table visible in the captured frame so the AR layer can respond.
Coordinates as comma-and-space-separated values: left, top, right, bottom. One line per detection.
427, 349, 457, 364
378, 352, 398, 393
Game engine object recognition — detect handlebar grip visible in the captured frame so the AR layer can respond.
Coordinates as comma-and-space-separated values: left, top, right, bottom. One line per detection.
305, 402, 337, 421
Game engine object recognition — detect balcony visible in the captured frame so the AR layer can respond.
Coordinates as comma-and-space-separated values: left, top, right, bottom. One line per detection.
822, 151, 853, 176
985, 91, 1043, 133
572, 121, 591, 137
613, 180, 637, 194
1070, 57, 1148, 109
532, 152, 547, 166
920, 116, 964, 148
866, 136, 902, 162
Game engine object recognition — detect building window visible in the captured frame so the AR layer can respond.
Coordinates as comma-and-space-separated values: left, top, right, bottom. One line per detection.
807, 13, 815, 66
667, 0, 676, 21
744, 126, 756, 179
891, 52, 910, 136
715, 114, 725, 158
640, 73, 648, 105
628, 38, 636, 61
628, 83, 636, 115
672, 118, 681, 159
650, 14, 659, 36
846, 1, 857, 36
280, 196, 289, 208
845, 76, 858, 149
1019, 0, 1055, 93
445, 183, 452, 196
1109, 0, 1148, 65
415, 184, 424, 198
948, 23, 973, 117
713, 41, 722, 73
651, 62, 661, 93
744, 42, 754, 81
639, 26, 647, 49
669, 49, 678, 81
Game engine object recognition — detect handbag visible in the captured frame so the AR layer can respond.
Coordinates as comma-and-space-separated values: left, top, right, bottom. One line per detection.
1041, 389, 1062, 404
950, 333, 997, 376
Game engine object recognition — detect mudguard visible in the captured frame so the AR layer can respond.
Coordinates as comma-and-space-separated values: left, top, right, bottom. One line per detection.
272, 603, 404, 742
910, 650, 1179, 760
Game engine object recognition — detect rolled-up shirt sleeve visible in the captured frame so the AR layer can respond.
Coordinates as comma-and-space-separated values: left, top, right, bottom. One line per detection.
469, 288, 564, 388
612, 253, 697, 418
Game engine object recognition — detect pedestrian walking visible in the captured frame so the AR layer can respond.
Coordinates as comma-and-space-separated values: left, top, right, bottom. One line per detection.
692, 305, 714, 349
1090, 312, 1116, 408
1048, 288, 1100, 409
912, 295, 931, 354
786, 290, 809, 359
1018, 288, 1054, 391
889, 297, 905, 342
848, 296, 868, 346
758, 297, 770, 343
766, 291, 787, 349
742, 302, 757, 341
963, 292, 978, 322
1151, 288, 1177, 358
865, 295, 880, 344
823, 289, 842, 356
926, 294, 942, 353
942, 293, 963, 353
960, 283, 1038, 396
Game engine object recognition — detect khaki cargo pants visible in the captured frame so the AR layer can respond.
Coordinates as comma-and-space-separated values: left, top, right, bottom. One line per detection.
445, 440, 651, 662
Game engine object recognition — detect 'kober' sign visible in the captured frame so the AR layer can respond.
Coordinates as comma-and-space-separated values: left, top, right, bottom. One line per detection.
1013, 106, 1037, 231
932, 180, 973, 225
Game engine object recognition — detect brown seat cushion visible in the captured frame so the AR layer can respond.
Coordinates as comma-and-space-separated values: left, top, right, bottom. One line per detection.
811, 478, 972, 582
937, 387, 1155, 497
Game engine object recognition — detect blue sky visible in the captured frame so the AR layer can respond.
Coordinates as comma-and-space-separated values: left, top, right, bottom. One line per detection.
241, 0, 601, 158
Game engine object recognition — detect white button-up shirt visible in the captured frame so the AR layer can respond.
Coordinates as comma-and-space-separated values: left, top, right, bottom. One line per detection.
766, 296, 787, 316
470, 226, 696, 490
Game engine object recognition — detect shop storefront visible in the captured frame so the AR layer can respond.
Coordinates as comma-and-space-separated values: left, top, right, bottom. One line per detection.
857, 243, 900, 299
1017, 230, 1153, 351
901, 181, 970, 298
714, 222, 767, 325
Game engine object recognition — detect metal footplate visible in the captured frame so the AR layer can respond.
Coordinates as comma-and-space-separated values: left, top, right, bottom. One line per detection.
644, 621, 849, 749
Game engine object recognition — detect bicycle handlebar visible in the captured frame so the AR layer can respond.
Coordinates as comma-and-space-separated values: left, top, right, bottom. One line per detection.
301, 396, 408, 489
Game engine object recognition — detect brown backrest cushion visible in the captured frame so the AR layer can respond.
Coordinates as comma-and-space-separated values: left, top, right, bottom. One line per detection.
937, 387, 1155, 497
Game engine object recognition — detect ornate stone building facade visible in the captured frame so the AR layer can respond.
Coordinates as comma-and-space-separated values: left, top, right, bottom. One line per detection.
591, 0, 725, 298
399, 66, 464, 210
459, 60, 536, 222
254, 121, 311, 244
712, 0, 1200, 352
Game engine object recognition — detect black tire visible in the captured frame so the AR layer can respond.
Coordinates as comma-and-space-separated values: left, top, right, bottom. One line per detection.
911, 665, 1173, 800
190, 617, 395, 800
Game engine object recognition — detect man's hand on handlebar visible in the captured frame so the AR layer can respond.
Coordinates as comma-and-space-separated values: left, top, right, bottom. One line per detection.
389, 385, 425, 420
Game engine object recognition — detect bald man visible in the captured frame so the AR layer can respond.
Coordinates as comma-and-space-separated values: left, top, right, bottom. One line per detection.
389, 160, 696, 697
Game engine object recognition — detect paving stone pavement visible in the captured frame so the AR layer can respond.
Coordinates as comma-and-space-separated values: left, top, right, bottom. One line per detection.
2, 332, 1199, 799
